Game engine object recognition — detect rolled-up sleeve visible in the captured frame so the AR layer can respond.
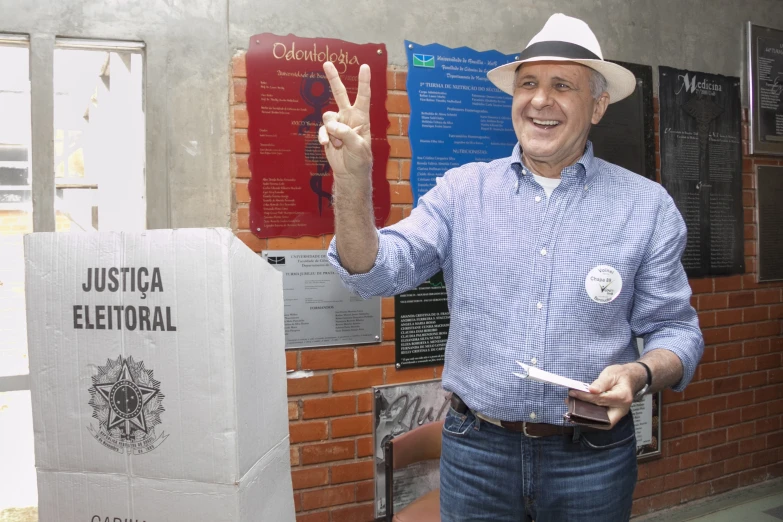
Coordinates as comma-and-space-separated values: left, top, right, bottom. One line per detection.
327, 171, 455, 299
629, 189, 704, 391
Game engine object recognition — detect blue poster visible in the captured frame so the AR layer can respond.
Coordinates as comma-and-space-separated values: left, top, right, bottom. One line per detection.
405, 41, 518, 205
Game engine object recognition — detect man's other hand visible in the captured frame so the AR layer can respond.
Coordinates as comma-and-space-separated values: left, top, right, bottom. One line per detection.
568, 363, 647, 427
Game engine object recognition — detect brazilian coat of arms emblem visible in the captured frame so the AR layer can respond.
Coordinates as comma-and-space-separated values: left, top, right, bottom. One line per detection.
88, 355, 168, 454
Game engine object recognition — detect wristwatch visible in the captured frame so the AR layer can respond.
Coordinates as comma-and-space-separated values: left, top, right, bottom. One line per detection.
633, 361, 652, 402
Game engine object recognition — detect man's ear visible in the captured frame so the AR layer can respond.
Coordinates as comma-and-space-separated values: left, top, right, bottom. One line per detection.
591, 92, 610, 125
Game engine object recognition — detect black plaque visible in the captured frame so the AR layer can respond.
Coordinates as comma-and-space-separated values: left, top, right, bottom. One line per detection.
748, 23, 783, 156
757, 166, 783, 281
589, 61, 655, 180
394, 272, 448, 368
659, 66, 744, 278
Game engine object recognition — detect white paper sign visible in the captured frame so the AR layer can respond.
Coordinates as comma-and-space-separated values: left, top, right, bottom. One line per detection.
631, 394, 653, 447
513, 361, 592, 393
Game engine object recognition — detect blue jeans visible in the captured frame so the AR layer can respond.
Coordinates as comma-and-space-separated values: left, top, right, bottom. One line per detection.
440, 406, 637, 522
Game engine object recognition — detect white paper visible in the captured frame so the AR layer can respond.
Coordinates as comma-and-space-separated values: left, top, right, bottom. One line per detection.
514, 361, 592, 393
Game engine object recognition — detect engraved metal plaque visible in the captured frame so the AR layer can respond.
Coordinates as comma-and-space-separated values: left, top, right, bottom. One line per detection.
261, 250, 381, 348
757, 165, 783, 281
394, 271, 448, 369
748, 23, 783, 156
659, 66, 744, 277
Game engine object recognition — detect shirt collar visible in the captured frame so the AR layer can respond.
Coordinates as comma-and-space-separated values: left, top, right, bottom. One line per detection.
509, 141, 598, 186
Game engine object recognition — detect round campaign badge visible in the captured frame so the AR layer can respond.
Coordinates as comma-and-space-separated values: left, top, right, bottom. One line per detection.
584, 265, 623, 304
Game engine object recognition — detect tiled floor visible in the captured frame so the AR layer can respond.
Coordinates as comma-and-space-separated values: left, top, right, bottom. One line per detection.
2, 480, 781, 521
687, 492, 783, 522
636, 478, 783, 522
0, 507, 36, 522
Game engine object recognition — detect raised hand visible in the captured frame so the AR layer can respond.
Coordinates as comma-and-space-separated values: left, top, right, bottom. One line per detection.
318, 62, 373, 180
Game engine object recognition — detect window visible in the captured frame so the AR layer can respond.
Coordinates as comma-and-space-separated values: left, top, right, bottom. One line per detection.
0, 34, 36, 522
0, 37, 32, 213
0, 35, 32, 377
0, 37, 145, 521
54, 39, 146, 232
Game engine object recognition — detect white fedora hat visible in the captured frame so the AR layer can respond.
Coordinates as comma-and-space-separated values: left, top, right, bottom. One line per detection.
487, 13, 636, 103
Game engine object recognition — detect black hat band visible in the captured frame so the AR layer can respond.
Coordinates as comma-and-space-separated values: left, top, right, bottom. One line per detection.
518, 41, 601, 62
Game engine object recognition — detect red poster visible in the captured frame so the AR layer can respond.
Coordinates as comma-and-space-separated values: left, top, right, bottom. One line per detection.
246, 34, 390, 238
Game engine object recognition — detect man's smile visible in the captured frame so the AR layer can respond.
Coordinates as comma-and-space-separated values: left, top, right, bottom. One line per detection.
531, 118, 561, 128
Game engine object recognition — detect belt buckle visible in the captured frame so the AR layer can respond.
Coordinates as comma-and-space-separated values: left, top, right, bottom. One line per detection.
522, 422, 542, 438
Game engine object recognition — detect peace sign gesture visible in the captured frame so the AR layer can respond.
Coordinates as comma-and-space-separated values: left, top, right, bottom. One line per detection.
318, 62, 373, 180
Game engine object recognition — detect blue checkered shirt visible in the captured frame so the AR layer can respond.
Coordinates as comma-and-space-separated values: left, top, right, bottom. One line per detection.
328, 142, 704, 424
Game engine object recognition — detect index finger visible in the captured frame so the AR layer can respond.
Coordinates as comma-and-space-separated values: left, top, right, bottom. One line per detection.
323, 62, 351, 110
353, 64, 372, 113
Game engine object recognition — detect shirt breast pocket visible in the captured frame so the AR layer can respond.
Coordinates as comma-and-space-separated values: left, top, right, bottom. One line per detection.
553, 243, 635, 325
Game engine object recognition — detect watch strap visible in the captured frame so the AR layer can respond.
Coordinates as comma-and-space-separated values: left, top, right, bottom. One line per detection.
636, 361, 652, 387
633, 361, 652, 402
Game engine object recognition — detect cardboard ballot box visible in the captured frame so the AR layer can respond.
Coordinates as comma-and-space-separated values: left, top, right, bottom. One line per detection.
24, 229, 295, 522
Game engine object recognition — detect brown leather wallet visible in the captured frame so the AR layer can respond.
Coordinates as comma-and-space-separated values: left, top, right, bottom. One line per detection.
564, 397, 612, 430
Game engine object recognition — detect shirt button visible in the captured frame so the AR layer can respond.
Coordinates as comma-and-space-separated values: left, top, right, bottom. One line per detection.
535, 196, 541, 202
540, 248, 547, 256
530, 357, 537, 365
536, 302, 543, 310
529, 412, 537, 420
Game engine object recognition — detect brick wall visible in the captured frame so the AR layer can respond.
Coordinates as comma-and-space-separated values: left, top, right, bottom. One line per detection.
630, 102, 783, 515
229, 52, 783, 521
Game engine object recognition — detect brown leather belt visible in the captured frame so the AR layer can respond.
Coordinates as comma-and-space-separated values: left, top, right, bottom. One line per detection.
451, 394, 596, 437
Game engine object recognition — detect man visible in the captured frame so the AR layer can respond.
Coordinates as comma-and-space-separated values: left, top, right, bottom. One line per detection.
318, 14, 703, 522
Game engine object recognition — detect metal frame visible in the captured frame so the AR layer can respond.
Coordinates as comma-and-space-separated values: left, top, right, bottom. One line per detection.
54, 37, 145, 52
747, 22, 783, 156
0, 33, 29, 46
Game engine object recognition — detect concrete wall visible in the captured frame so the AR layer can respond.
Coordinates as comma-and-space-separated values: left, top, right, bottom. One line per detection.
3, 0, 783, 227
229, 0, 783, 79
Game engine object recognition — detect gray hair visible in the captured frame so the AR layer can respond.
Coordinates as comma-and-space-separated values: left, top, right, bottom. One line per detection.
589, 69, 608, 100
